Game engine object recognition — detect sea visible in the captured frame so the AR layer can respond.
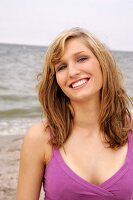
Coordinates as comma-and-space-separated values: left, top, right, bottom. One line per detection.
0, 43, 133, 136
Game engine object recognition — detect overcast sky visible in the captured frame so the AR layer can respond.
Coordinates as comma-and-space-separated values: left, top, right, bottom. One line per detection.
0, 0, 133, 51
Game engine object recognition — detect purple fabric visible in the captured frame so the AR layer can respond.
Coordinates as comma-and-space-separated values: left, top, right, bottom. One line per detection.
43, 130, 133, 200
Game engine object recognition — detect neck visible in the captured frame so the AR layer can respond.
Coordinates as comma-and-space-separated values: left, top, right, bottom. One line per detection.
71, 98, 101, 136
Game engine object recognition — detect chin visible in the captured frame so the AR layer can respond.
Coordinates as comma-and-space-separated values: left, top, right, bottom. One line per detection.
70, 92, 101, 103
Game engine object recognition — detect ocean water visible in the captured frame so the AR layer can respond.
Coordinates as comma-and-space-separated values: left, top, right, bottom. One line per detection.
0, 43, 133, 135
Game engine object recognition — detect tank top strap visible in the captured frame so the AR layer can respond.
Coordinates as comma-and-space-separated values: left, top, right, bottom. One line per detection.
128, 125, 133, 143
127, 128, 133, 163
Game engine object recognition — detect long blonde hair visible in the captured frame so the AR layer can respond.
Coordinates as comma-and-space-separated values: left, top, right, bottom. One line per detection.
37, 27, 133, 149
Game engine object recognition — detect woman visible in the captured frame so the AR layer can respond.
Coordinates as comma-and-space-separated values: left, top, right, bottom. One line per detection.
16, 27, 133, 200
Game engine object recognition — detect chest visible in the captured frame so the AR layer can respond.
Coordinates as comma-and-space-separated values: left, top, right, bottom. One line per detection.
44, 140, 133, 200
59, 137, 128, 185
44, 131, 133, 199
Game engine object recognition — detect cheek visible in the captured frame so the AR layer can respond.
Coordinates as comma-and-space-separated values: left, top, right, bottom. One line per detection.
93, 63, 103, 85
56, 74, 65, 90
97, 68, 103, 86
56, 74, 61, 86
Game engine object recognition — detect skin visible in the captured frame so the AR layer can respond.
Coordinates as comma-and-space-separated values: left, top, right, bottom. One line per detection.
16, 122, 52, 200
16, 38, 128, 199
55, 38, 103, 105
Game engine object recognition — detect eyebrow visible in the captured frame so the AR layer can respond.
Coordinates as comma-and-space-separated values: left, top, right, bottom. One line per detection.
72, 51, 85, 55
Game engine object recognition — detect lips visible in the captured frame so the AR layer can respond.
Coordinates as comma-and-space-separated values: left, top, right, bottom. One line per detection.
69, 78, 90, 88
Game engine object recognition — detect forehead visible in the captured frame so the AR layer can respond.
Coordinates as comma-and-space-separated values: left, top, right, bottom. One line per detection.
64, 38, 89, 54
59, 38, 94, 62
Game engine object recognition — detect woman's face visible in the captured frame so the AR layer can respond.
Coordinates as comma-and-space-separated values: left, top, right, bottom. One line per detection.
55, 38, 103, 103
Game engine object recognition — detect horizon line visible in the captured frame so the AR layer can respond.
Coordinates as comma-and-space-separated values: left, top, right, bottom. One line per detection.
0, 41, 133, 53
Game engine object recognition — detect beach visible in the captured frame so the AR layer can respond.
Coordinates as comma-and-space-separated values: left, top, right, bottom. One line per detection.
0, 135, 44, 200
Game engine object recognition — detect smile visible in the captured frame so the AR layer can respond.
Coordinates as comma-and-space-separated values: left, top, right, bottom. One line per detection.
71, 78, 89, 89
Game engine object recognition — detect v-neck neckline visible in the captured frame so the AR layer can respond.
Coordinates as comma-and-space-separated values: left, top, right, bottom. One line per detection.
54, 132, 131, 190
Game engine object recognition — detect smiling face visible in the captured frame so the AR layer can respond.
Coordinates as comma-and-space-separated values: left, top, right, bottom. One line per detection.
55, 38, 103, 104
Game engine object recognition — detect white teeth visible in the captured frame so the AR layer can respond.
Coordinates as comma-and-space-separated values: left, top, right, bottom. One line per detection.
71, 79, 88, 88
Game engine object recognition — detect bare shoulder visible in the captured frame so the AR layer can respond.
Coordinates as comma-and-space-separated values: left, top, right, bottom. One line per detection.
22, 120, 52, 165
16, 121, 52, 199
24, 120, 49, 142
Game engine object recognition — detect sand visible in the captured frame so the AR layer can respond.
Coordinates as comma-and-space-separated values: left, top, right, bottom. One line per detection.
0, 135, 44, 200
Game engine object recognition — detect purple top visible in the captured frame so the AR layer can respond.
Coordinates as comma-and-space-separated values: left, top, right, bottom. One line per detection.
43, 130, 133, 200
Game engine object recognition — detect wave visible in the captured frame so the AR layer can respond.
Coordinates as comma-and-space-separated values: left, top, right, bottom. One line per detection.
0, 94, 37, 101
0, 106, 42, 118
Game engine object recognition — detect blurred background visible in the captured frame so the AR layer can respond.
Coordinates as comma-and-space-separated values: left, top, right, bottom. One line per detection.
0, 0, 133, 136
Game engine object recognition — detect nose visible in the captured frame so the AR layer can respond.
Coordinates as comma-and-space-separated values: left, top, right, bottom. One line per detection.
68, 62, 80, 78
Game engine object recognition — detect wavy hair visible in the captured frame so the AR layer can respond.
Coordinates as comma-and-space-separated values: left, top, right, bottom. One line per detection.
37, 27, 133, 149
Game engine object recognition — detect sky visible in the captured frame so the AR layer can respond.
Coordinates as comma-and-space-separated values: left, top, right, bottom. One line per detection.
0, 0, 133, 51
